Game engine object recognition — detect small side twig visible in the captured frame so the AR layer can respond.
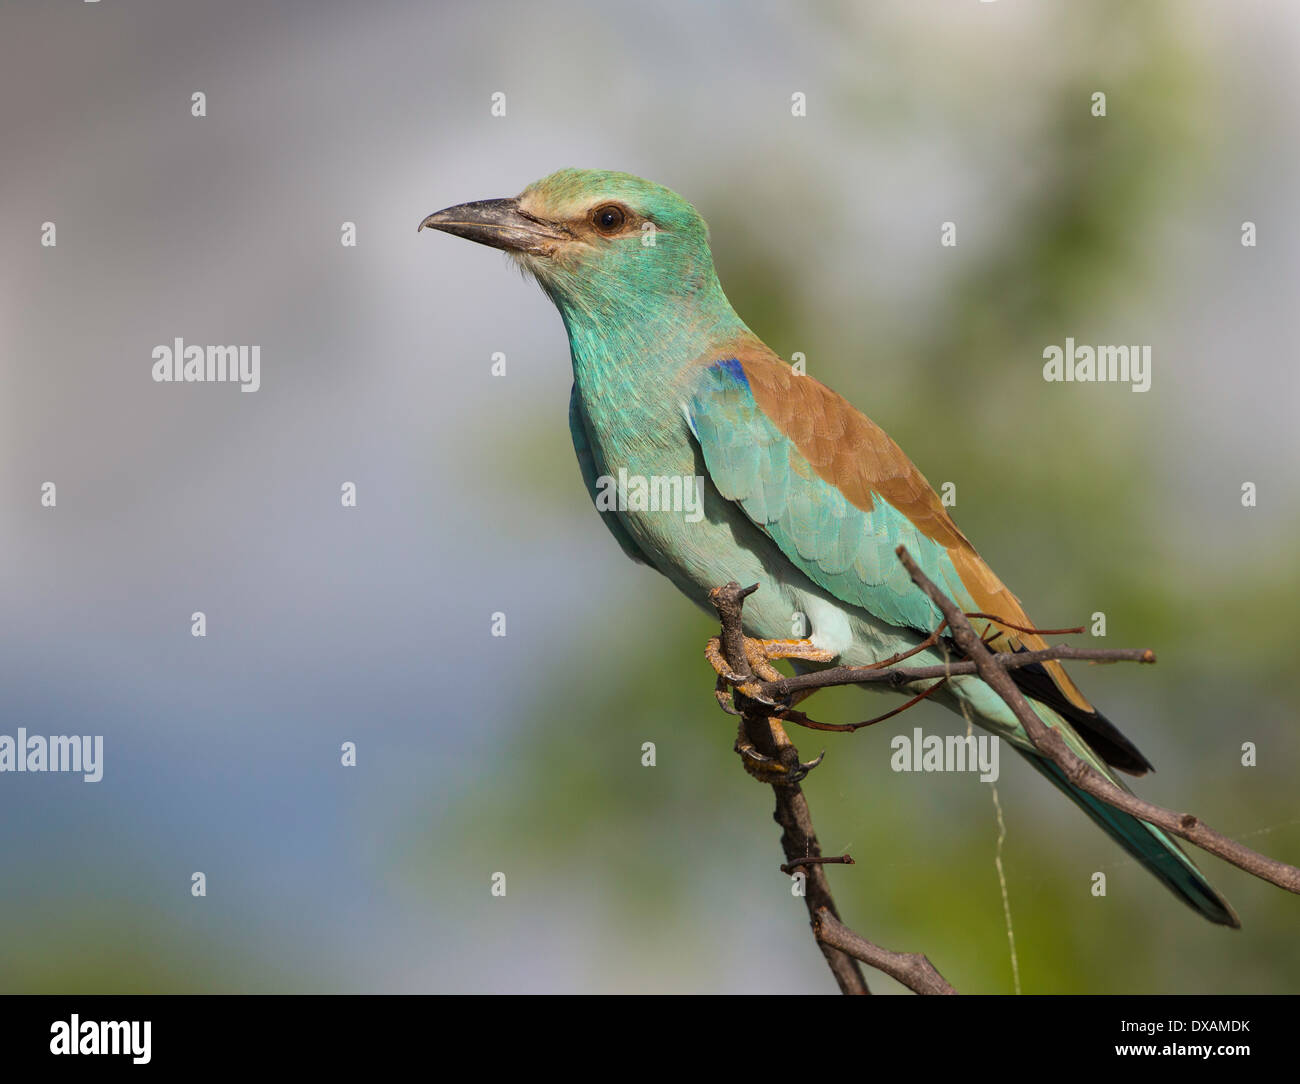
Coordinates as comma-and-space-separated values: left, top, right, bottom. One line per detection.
781, 854, 855, 875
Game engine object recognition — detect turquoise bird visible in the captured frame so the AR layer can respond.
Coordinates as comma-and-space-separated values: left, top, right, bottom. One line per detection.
420, 168, 1238, 927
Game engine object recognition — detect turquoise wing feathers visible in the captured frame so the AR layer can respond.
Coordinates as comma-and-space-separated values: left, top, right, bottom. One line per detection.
686, 358, 973, 633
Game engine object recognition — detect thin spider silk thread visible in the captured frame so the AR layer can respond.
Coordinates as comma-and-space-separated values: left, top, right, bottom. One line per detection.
943, 639, 1021, 995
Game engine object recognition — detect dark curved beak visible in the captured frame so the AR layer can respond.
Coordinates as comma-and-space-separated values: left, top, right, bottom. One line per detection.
418, 197, 568, 256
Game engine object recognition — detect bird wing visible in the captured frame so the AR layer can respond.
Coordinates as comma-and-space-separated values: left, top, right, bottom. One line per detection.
684, 346, 1095, 713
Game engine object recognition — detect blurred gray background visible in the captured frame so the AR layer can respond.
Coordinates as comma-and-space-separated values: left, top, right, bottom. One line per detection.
0, 0, 1296, 993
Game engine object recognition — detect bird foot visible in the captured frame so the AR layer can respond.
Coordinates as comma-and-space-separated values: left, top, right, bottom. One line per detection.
734, 720, 826, 785
704, 636, 782, 708
706, 636, 829, 782
704, 636, 833, 710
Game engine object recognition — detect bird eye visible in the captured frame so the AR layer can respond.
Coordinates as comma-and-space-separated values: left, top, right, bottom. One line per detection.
592, 204, 627, 233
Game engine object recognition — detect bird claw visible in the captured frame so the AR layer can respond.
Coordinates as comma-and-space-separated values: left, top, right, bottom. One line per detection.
775, 748, 826, 785
737, 684, 783, 710
714, 678, 743, 716
734, 732, 827, 785
717, 682, 787, 716
735, 740, 776, 766
798, 749, 827, 775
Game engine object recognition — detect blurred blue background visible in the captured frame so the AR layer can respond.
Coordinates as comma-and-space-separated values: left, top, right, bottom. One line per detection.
0, 0, 1296, 992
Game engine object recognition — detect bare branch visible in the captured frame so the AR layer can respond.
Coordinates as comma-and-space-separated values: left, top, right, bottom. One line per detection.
708, 581, 954, 996
812, 908, 956, 995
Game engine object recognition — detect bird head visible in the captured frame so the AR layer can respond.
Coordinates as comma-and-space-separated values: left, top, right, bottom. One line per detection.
420, 169, 731, 327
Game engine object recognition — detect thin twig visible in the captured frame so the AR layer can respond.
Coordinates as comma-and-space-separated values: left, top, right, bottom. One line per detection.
781, 854, 856, 875
761, 644, 1155, 698
963, 613, 1085, 636
778, 676, 950, 732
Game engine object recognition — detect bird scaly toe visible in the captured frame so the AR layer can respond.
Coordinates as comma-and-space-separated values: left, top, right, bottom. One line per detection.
753, 638, 836, 665
705, 636, 784, 709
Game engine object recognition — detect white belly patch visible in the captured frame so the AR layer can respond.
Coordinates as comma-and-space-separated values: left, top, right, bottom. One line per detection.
798, 593, 856, 658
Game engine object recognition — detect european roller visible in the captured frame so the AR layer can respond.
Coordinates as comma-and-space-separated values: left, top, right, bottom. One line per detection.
420, 168, 1238, 927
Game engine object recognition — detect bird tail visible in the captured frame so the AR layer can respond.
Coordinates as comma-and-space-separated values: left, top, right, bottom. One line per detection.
1018, 750, 1240, 927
